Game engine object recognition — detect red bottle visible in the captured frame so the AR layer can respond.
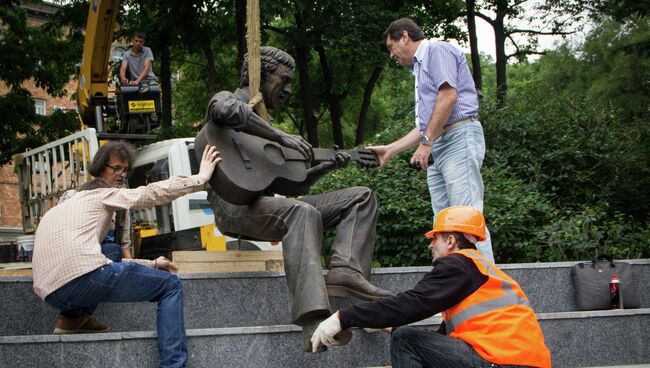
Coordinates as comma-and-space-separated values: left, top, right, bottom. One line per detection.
610, 274, 624, 309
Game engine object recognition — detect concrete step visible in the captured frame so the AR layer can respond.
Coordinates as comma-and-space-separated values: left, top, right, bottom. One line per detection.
0, 309, 648, 368
1, 259, 649, 336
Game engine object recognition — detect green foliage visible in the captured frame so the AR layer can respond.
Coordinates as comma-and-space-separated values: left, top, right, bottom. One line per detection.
482, 162, 556, 263
535, 204, 650, 261
311, 15, 650, 265
582, 17, 650, 120
171, 50, 239, 132
312, 117, 434, 267
0, 1, 81, 165
468, 17, 650, 262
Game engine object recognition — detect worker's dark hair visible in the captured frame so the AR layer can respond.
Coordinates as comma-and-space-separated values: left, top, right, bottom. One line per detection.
444, 232, 477, 250
132, 31, 146, 40
240, 46, 296, 88
88, 141, 136, 177
382, 18, 425, 42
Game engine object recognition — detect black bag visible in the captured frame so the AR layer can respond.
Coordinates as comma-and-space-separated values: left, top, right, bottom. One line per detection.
571, 254, 641, 310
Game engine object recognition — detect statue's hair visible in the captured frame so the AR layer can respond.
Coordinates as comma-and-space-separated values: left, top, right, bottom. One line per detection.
240, 46, 295, 88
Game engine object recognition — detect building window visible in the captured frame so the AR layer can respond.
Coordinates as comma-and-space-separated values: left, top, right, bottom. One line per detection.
35, 99, 46, 115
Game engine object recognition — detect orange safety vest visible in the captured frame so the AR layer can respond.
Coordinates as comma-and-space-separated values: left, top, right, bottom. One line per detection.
442, 249, 552, 368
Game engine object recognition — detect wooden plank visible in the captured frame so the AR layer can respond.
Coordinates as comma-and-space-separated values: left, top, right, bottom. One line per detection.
172, 250, 283, 263
175, 260, 284, 273
264, 260, 284, 272
0, 262, 32, 276
0, 269, 32, 276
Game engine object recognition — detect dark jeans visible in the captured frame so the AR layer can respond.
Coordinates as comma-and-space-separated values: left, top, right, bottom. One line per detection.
210, 186, 378, 325
101, 242, 121, 263
44, 248, 186, 368
390, 327, 529, 368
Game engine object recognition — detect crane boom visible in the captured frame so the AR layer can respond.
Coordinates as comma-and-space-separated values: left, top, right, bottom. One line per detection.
77, 0, 120, 131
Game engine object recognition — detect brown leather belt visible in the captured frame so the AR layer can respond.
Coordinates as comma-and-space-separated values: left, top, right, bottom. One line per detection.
444, 117, 477, 132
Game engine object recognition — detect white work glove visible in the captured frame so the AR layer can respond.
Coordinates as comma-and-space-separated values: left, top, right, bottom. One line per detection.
311, 311, 342, 352
196, 145, 221, 184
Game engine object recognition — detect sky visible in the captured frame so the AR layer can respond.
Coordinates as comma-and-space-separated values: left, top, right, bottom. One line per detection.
448, 18, 571, 62
447, 1, 590, 62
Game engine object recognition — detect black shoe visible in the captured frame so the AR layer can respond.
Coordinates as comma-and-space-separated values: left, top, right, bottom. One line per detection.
325, 267, 395, 301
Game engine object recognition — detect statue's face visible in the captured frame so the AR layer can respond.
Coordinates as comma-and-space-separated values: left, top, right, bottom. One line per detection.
262, 64, 293, 108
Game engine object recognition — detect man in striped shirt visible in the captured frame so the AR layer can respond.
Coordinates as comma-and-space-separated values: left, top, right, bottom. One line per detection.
368, 18, 494, 262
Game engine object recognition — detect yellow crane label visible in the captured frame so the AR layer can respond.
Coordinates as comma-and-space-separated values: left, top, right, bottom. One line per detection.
128, 100, 156, 113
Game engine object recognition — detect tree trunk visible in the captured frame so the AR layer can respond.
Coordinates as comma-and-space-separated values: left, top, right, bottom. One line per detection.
235, 0, 247, 73
201, 44, 219, 90
466, 0, 482, 97
494, 2, 508, 108
356, 66, 382, 146
315, 41, 344, 148
294, 12, 319, 146
160, 42, 173, 129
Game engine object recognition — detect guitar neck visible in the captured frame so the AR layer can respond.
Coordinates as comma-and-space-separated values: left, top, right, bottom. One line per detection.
313, 148, 364, 162
280, 147, 361, 162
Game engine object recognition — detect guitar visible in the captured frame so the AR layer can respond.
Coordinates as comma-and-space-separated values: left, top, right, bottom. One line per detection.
195, 123, 379, 205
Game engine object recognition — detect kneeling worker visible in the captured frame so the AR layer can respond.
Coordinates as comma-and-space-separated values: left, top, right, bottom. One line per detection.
311, 206, 551, 367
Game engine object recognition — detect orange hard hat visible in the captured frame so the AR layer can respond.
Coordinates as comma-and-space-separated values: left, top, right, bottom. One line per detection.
425, 206, 486, 241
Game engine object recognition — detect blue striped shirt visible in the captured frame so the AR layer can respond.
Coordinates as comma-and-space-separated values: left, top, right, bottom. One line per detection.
411, 40, 479, 132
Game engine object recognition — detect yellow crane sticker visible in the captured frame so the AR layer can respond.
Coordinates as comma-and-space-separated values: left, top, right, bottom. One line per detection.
128, 100, 156, 113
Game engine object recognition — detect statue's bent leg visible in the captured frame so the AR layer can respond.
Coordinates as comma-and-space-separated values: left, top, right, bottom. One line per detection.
209, 194, 330, 325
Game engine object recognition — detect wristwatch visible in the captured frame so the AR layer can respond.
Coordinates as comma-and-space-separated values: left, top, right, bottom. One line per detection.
420, 134, 433, 146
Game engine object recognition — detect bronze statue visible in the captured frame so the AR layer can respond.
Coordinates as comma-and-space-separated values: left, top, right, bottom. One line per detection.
195, 46, 394, 352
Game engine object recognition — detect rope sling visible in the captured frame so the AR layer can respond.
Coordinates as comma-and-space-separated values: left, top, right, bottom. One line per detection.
246, 0, 269, 122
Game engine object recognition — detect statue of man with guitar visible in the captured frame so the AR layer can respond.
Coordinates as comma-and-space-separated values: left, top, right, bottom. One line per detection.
195, 46, 394, 352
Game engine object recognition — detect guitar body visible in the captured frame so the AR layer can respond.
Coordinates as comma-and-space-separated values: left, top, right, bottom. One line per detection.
195, 123, 378, 205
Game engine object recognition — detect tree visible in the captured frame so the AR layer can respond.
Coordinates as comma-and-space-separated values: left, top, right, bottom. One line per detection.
466, 0, 483, 94
260, 0, 465, 147
470, 0, 584, 107
0, 1, 82, 165
545, 0, 649, 22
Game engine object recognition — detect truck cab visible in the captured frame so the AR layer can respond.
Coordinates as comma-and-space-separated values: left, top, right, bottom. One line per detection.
129, 138, 209, 233
130, 138, 280, 252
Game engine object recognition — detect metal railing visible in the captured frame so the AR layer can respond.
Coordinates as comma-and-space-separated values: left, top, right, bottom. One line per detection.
12, 128, 99, 233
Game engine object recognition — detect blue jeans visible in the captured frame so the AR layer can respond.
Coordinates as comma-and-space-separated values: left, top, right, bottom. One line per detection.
390, 327, 527, 368
427, 121, 494, 262
44, 262, 187, 368
101, 242, 122, 263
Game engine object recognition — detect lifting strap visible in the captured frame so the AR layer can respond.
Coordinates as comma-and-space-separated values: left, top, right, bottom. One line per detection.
246, 0, 269, 122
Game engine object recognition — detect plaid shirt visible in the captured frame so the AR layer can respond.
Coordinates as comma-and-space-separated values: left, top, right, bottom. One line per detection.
32, 175, 204, 299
